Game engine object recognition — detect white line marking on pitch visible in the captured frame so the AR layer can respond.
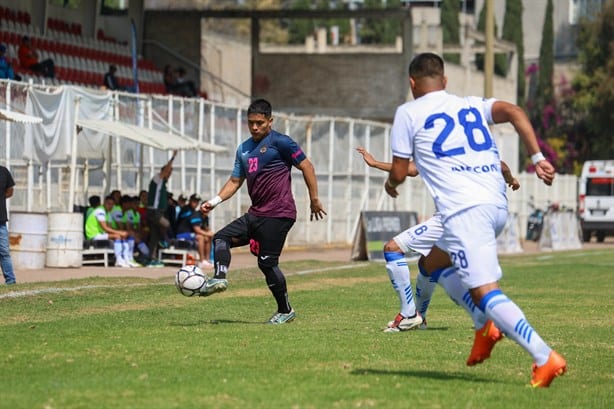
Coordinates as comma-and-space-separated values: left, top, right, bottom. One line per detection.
0, 263, 367, 299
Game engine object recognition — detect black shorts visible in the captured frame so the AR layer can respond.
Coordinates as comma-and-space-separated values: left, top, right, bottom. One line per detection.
214, 214, 295, 258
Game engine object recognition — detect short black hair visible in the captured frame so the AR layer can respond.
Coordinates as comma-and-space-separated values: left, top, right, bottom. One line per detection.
88, 195, 101, 207
247, 99, 272, 118
409, 53, 445, 79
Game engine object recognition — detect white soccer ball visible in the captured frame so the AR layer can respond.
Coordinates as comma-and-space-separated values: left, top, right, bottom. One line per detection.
175, 265, 208, 297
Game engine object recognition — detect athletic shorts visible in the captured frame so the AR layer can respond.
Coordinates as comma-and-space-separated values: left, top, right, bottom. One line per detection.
92, 233, 109, 240
392, 213, 444, 257
176, 232, 196, 241
435, 205, 507, 289
214, 213, 295, 259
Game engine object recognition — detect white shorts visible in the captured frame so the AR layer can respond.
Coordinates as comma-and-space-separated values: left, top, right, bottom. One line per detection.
436, 205, 507, 289
393, 213, 444, 257
92, 233, 109, 240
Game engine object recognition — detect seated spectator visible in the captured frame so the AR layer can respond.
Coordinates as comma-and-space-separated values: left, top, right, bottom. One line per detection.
174, 67, 197, 97
18, 36, 55, 78
163, 65, 197, 97
175, 193, 213, 269
84, 195, 131, 268
103, 65, 120, 90
163, 64, 176, 94
0, 44, 20, 81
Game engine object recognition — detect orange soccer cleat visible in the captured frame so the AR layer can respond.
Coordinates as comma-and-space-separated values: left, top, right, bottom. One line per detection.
466, 320, 504, 366
530, 350, 567, 388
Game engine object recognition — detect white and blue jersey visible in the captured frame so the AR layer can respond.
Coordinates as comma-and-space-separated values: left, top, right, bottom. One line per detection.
391, 90, 507, 221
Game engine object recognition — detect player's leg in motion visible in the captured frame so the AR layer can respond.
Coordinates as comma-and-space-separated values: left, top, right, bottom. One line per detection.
254, 216, 296, 324
391, 216, 443, 330
200, 215, 250, 297
446, 205, 566, 387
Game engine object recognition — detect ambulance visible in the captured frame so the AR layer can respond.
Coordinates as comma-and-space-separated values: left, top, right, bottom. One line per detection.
578, 160, 614, 242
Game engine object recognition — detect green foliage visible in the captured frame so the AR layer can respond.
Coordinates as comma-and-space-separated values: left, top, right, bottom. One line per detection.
534, 0, 555, 124
572, 0, 614, 160
441, 0, 461, 64
1, 250, 613, 408
501, 0, 525, 106
353, 0, 400, 45
475, 2, 508, 77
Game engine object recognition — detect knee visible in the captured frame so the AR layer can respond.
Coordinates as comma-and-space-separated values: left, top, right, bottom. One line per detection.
257, 255, 279, 271
383, 239, 401, 253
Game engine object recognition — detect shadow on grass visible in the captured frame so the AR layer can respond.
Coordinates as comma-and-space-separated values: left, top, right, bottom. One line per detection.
350, 368, 500, 384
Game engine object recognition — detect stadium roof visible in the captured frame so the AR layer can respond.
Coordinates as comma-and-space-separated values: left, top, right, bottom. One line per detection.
76, 119, 227, 153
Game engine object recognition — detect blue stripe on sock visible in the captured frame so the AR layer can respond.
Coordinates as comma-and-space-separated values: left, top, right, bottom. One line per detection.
384, 252, 405, 262
404, 285, 414, 303
478, 288, 503, 312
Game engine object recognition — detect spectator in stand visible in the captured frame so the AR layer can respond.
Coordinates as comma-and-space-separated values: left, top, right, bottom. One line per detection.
163, 65, 177, 94
174, 67, 197, 97
103, 65, 120, 90
18, 36, 55, 78
163, 65, 197, 97
0, 44, 20, 81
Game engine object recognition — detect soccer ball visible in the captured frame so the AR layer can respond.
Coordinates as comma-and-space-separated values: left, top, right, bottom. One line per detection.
175, 265, 208, 297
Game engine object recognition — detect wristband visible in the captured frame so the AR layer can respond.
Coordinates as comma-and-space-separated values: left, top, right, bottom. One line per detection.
207, 195, 222, 208
531, 152, 546, 165
385, 179, 398, 189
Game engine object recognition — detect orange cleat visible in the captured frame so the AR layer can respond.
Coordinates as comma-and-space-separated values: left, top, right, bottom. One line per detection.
466, 320, 504, 366
530, 350, 567, 388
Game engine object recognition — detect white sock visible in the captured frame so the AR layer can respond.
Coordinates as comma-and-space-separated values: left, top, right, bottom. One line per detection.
481, 289, 552, 366
437, 266, 487, 329
122, 240, 131, 261
114, 240, 124, 263
127, 238, 135, 260
384, 251, 416, 318
415, 264, 437, 319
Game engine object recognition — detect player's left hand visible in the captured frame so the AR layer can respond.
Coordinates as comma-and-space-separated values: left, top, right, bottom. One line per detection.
508, 177, 520, 191
310, 198, 326, 221
535, 160, 555, 186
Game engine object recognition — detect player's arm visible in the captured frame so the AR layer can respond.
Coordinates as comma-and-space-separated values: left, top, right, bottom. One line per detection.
295, 158, 327, 221
385, 156, 410, 198
500, 160, 520, 191
5, 186, 14, 198
491, 101, 555, 186
201, 176, 243, 213
356, 147, 418, 177
99, 219, 127, 239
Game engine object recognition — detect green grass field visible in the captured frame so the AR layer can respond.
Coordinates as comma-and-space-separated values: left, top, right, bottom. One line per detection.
1, 250, 612, 409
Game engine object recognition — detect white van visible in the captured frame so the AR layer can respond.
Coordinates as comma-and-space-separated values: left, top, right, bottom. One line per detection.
578, 160, 614, 242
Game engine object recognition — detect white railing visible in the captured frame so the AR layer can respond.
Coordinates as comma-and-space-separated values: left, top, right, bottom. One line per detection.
0, 79, 578, 246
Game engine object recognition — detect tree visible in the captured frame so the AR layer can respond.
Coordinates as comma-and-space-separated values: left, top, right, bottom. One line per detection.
441, 0, 460, 64
358, 0, 399, 45
534, 0, 554, 130
572, 1, 614, 161
501, 0, 525, 106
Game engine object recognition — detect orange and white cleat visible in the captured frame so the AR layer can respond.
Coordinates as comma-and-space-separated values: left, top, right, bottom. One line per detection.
530, 350, 567, 388
466, 320, 504, 366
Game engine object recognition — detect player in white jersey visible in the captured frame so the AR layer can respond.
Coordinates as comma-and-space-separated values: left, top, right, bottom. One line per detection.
385, 53, 565, 388
356, 147, 519, 343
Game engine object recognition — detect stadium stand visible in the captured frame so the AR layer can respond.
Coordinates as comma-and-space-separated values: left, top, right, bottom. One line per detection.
0, 5, 165, 93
